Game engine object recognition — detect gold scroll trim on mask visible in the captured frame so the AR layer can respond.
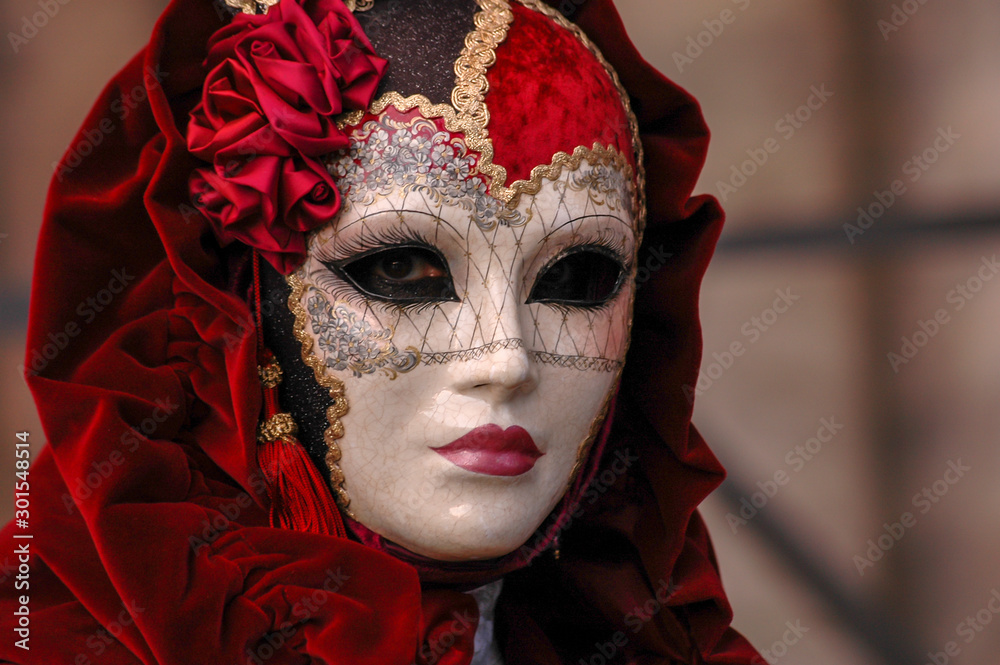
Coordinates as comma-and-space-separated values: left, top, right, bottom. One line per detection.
286, 273, 352, 514
512, 0, 647, 232
452, 0, 514, 130
343, 0, 517, 206
338, 94, 636, 216
224, 0, 279, 15
344, 0, 374, 11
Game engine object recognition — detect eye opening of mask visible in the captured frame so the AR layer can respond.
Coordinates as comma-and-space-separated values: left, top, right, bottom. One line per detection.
322, 242, 460, 305
526, 244, 627, 308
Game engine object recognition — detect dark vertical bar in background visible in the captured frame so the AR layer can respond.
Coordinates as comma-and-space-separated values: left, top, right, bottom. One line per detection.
834, 0, 917, 661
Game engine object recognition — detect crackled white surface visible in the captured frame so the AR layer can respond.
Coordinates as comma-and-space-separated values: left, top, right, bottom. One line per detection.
294, 111, 639, 561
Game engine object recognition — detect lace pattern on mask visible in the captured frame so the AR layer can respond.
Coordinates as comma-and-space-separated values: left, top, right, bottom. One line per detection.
420, 338, 622, 372
329, 112, 525, 230
306, 288, 420, 378
287, 273, 353, 512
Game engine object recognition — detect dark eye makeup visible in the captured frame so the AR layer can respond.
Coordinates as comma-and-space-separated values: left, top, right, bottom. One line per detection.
322, 243, 459, 304
526, 245, 626, 307
317, 223, 627, 309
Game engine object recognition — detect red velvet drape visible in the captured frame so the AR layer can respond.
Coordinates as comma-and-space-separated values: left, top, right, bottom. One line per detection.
0, 1, 761, 663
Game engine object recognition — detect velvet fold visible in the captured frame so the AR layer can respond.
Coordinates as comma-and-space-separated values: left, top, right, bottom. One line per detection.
0, 0, 760, 663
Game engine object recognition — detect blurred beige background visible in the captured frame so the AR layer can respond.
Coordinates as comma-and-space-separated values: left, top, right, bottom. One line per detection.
1, 1, 998, 663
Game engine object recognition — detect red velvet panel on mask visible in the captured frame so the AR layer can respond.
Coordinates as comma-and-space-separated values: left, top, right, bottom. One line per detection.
485, 3, 636, 189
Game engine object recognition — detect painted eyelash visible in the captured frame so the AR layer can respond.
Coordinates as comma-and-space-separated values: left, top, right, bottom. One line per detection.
529, 231, 633, 314
542, 226, 632, 273
311, 268, 447, 316
312, 224, 438, 265
312, 225, 452, 315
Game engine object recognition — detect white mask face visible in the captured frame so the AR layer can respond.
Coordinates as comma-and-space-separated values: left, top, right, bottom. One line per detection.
290, 107, 640, 561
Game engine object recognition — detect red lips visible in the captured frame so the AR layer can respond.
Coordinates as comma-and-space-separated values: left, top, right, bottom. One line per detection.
431, 425, 543, 477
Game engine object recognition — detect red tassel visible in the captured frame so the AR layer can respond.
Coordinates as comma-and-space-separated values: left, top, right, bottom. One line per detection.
257, 423, 347, 537
253, 252, 346, 538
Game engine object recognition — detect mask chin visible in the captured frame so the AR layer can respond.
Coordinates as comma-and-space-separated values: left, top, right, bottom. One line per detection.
262, 0, 644, 563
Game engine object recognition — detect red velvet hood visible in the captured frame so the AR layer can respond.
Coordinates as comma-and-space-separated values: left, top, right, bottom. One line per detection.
0, 0, 761, 663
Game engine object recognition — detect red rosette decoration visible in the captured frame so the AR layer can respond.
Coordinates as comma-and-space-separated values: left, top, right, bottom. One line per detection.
187, 0, 388, 274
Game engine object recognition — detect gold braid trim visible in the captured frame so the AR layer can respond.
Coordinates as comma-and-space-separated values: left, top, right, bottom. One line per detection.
337, 0, 644, 224
258, 412, 299, 443
224, 0, 279, 15
285, 273, 352, 514
513, 0, 647, 231
258, 361, 283, 389
344, 0, 374, 11
452, 0, 513, 133
338, 0, 517, 207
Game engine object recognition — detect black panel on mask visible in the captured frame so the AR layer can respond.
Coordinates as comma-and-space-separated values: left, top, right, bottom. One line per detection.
356, 0, 479, 105
260, 262, 338, 473
260, 0, 479, 479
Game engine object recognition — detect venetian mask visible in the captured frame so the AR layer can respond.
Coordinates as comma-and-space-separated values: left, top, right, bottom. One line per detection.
275, 0, 644, 561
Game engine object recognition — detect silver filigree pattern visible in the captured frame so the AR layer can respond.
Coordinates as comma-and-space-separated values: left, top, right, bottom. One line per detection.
564, 163, 631, 214
328, 113, 525, 230
307, 289, 420, 378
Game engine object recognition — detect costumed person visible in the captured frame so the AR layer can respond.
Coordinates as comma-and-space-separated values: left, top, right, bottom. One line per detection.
1, 0, 763, 663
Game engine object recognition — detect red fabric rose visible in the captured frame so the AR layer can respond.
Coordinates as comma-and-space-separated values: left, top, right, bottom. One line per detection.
189, 0, 387, 160
191, 154, 340, 274
279, 154, 342, 232
186, 0, 387, 274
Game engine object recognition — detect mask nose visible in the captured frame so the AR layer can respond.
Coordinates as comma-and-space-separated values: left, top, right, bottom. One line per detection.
447, 264, 539, 400
449, 338, 538, 400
